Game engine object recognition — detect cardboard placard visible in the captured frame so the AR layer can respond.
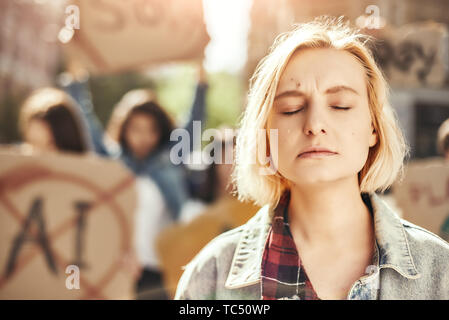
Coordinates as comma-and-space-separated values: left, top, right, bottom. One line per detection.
247, 1, 449, 88
0, 146, 137, 299
63, 0, 210, 74
372, 23, 448, 88
393, 157, 449, 242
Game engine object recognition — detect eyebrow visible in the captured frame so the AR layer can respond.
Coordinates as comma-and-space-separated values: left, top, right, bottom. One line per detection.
325, 85, 359, 96
274, 85, 359, 101
273, 90, 305, 101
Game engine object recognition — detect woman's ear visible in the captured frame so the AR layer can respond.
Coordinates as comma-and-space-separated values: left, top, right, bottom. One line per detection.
369, 123, 378, 148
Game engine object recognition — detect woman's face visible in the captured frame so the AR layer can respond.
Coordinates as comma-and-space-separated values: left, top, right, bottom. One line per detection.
124, 112, 161, 160
267, 48, 378, 188
25, 118, 57, 152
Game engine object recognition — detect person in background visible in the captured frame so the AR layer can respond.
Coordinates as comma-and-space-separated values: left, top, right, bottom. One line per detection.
437, 118, 449, 161
61, 63, 208, 299
155, 128, 260, 297
61, 63, 207, 220
17, 86, 147, 295
179, 127, 259, 224
19, 87, 93, 154
107, 86, 196, 300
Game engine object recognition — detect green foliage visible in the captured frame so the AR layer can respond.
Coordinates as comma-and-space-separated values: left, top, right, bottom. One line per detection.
154, 64, 244, 131
205, 71, 244, 130
0, 89, 24, 144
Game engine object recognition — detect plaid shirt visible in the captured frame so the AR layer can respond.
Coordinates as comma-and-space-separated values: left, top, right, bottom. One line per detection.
261, 191, 320, 300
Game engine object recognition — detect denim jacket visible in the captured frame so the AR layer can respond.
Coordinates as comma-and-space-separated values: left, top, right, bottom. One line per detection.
120, 147, 189, 220
175, 192, 449, 300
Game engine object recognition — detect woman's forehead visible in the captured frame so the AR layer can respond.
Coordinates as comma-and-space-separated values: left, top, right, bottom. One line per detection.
277, 48, 366, 95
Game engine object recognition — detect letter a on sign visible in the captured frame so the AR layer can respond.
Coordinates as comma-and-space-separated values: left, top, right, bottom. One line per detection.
4, 197, 57, 277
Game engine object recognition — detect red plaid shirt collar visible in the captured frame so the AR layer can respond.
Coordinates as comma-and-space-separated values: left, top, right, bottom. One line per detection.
261, 191, 320, 300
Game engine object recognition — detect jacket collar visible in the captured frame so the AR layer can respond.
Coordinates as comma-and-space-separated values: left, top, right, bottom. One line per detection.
225, 192, 421, 289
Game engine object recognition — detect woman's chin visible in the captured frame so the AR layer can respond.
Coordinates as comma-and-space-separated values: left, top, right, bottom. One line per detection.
288, 172, 341, 187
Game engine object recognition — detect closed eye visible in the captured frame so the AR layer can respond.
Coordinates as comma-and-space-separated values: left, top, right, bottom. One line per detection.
281, 106, 349, 115
282, 108, 303, 115
331, 105, 351, 110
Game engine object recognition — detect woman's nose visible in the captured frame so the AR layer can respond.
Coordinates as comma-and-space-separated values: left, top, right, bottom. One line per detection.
302, 103, 327, 136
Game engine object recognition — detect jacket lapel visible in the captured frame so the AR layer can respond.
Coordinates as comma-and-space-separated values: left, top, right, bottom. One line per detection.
225, 192, 421, 290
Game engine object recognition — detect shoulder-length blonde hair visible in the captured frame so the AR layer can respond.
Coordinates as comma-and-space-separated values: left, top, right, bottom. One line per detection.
233, 16, 409, 209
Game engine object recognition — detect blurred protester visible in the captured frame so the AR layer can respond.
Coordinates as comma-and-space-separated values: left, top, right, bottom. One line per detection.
60, 63, 208, 299
181, 127, 258, 222
155, 128, 259, 297
17, 86, 146, 296
178, 128, 237, 223
19, 87, 93, 154
437, 118, 449, 160
61, 63, 207, 219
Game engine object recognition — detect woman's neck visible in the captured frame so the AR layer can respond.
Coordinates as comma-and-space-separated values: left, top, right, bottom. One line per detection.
287, 176, 374, 250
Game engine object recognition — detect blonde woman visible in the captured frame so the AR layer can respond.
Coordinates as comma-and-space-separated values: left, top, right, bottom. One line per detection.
175, 17, 449, 300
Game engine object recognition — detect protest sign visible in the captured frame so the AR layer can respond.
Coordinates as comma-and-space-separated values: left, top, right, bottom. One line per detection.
393, 157, 449, 242
63, 0, 210, 74
0, 147, 137, 299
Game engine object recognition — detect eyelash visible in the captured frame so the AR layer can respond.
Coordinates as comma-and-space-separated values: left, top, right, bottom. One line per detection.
332, 106, 351, 111
282, 106, 350, 115
282, 109, 302, 115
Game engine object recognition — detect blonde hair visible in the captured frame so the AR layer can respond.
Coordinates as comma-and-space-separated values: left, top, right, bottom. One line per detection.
233, 16, 409, 208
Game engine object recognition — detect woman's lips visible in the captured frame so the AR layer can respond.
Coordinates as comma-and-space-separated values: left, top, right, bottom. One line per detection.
297, 151, 338, 159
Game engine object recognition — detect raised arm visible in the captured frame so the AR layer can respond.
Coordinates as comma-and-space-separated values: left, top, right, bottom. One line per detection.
184, 64, 208, 131
59, 72, 110, 156
167, 63, 208, 156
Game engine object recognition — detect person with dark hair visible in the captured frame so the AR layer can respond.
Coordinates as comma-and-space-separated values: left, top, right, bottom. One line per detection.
19, 87, 93, 154
61, 63, 208, 300
62, 65, 207, 218
154, 128, 259, 298
118, 100, 175, 159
